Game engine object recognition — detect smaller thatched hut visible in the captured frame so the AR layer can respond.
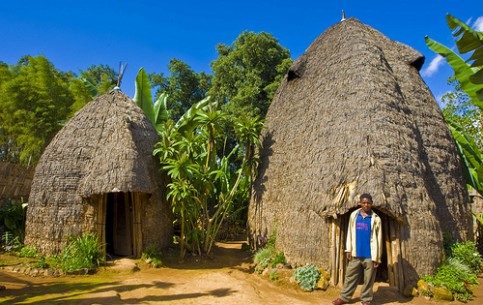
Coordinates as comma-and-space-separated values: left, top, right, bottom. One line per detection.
24, 90, 172, 257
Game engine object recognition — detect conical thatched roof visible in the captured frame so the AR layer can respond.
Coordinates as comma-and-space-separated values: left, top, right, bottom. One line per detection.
25, 90, 171, 255
248, 18, 472, 287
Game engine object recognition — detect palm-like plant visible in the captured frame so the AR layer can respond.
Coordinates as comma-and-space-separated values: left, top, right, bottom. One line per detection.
426, 14, 483, 195
134, 68, 264, 257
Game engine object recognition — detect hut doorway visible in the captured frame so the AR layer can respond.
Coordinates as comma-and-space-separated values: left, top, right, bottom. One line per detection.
99, 192, 143, 258
330, 208, 402, 290
106, 192, 133, 257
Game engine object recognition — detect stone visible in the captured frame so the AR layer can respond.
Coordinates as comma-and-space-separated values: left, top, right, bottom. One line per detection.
402, 285, 418, 297
432, 286, 454, 301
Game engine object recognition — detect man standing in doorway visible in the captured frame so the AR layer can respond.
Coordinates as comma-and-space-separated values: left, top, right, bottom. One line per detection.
332, 193, 382, 305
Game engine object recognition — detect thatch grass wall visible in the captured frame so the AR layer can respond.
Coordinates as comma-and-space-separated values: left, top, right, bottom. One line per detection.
24, 90, 172, 256
0, 162, 34, 202
248, 18, 473, 291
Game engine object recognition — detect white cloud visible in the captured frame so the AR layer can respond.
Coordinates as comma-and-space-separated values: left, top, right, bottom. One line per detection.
473, 16, 483, 31
422, 55, 445, 77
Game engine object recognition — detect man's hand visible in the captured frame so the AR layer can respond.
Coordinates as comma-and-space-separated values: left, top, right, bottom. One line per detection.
373, 261, 380, 268
346, 252, 352, 260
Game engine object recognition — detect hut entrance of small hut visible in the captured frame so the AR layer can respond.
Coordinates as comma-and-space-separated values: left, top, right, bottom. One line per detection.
330, 208, 403, 291
96, 192, 143, 258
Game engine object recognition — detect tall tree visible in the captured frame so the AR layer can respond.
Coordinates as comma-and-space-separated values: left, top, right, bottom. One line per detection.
441, 77, 483, 151
0, 55, 72, 165
68, 64, 117, 116
210, 31, 293, 118
151, 59, 211, 120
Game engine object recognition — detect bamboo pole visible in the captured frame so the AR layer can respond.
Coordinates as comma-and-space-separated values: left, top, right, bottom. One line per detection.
335, 219, 341, 286
338, 217, 346, 287
384, 219, 395, 286
390, 221, 399, 289
330, 220, 337, 285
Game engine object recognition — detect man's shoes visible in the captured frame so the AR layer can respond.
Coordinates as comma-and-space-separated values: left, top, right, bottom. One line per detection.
332, 298, 347, 305
361, 302, 371, 305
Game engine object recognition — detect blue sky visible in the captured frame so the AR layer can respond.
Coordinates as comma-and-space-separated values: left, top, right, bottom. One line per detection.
1, 1, 482, 103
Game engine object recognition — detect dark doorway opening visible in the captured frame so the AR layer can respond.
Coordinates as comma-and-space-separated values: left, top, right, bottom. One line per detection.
105, 192, 133, 257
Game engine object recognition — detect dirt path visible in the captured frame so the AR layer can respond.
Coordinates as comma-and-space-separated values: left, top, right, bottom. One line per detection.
0, 241, 482, 304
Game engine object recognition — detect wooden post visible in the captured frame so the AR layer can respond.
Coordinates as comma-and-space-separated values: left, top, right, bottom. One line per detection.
330, 220, 337, 285
384, 220, 395, 286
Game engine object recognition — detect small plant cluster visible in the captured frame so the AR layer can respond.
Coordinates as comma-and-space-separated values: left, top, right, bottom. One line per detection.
291, 265, 321, 291
141, 245, 163, 268
0, 198, 27, 252
56, 233, 105, 273
253, 233, 286, 275
420, 241, 482, 302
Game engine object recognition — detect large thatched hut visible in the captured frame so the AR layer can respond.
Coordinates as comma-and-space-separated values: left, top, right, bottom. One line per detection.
248, 18, 473, 292
25, 89, 172, 258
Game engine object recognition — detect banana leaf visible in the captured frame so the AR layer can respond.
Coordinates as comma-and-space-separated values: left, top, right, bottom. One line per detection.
133, 68, 155, 126
425, 36, 483, 108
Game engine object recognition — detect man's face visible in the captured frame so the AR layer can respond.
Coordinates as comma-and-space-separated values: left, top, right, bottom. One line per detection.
359, 198, 373, 213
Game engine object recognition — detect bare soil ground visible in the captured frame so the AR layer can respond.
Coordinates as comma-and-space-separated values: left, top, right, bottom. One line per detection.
0, 241, 482, 305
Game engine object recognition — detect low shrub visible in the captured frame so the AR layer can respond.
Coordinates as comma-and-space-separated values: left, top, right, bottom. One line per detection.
1, 232, 22, 252
451, 241, 482, 273
19, 246, 38, 258
141, 245, 163, 268
421, 241, 482, 302
57, 233, 104, 272
292, 265, 321, 291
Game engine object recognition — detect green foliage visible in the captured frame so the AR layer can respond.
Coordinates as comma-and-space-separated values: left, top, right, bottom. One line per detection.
19, 246, 39, 258
1, 232, 22, 252
253, 232, 285, 273
441, 78, 482, 151
292, 265, 321, 292
425, 15, 483, 195
68, 64, 117, 116
210, 31, 292, 118
150, 87, 264, 257
421, 241, 482, 302
0, 55, 73, 164
422, 264, 477, 302
58, 233, 104, 272
141, 245, 163, 268
151, 59, 212, 120
134, 68, 170, 136
450, 241, 483, 272
269, 269, 280, 281
33, 256, 49, 269
0, 198, 27, 242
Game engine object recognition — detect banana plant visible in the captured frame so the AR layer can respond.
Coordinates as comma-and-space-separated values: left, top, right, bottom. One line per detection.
426, 14, 483, 195
133, 68, 169, 136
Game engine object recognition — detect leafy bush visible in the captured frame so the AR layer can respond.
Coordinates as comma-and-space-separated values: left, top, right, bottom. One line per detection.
421, 241, 482, 302
253, 234, 286, 273
1, 232, 22, 252
58, 233, 104, 272
422, 264, 477, 302
0, 198, 27, 242
141, 245, 163, 268
34, 256, 49, 269
292, 265, 321, 291
19, 246, 38, 258
451, 241, 482, 273
269, 269, 280, 281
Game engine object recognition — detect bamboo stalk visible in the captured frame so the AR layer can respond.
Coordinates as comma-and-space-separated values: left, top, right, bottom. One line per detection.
390, 221, 399, 289
330, 220, 336, 285
384, 220, 395, 286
